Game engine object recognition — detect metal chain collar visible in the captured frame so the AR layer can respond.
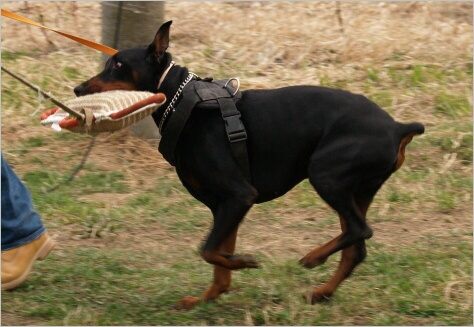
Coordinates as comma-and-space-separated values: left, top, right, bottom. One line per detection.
158, 72, 197, 134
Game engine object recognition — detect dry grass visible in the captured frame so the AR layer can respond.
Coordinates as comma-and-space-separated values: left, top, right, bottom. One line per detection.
0, 2, 472, 325
2, 0, 471, 247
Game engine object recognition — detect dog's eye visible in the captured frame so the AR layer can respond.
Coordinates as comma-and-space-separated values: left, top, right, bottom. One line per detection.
113, 62, 122, 69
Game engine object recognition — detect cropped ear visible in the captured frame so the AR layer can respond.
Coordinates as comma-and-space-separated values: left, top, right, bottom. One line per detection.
147, 20, 172, 62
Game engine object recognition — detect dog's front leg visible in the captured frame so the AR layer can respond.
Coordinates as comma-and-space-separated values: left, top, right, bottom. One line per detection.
199, 191, 259, 270
175, 229, 238, 310
175, 185, 259, 310
176, 266, 234, 310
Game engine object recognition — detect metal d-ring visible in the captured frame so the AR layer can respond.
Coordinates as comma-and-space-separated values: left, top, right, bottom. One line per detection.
224, 77, 240, 97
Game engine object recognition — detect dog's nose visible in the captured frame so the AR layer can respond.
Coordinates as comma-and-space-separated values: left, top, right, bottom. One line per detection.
73, 85, 84, 96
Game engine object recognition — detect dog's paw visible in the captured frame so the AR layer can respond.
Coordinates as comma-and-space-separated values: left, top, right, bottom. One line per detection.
298, 254, 327, 269
228, 254, 260, 269
302, 289, 333, 304
175, 296, 201, 310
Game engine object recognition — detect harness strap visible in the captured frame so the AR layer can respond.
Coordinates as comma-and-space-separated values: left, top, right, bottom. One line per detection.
158, 86, 197, 165
195, 79, 250, 181
158, 78, 251, 183
217, 97, 251, 182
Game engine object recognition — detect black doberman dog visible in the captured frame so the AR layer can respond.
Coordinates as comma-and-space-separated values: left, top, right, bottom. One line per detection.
74, 21, 424, 309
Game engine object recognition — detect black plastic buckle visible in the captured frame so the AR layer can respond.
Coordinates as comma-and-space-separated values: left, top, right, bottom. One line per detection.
223, 114, 247, 143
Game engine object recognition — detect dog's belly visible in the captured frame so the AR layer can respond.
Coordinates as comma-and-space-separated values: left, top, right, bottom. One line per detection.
246, 130, 315, 203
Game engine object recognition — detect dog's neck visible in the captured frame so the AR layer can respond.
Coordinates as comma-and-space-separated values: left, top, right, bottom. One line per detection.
157, 64, 189, 97
152, 62, 191, 128
157, 61, 176, 90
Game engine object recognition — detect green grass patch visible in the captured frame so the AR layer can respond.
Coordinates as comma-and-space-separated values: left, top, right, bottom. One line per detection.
63, 66, 81, 79
2, 241, 471, 325
1, 50, 31, 61
74, 171, 129, 194
367, 68, 381, 83
434, 92, 471, 119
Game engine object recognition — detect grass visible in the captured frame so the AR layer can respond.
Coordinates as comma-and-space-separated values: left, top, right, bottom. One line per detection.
2, 242, 471, 325
1, 1, 472, 326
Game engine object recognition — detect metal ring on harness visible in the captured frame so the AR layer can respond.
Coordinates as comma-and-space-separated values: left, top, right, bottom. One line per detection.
224, 77, 240, 97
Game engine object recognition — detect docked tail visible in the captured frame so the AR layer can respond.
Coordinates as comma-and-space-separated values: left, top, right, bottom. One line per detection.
399, 122, 425, 137
395, 122, 425, 170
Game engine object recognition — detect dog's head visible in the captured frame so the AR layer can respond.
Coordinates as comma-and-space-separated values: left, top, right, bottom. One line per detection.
74, 21, 173, 96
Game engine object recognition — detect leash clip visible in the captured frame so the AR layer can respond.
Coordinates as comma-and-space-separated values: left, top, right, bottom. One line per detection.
223, 77, 240, 97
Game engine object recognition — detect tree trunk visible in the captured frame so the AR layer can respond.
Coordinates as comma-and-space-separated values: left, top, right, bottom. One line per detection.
101, 2, 165, 140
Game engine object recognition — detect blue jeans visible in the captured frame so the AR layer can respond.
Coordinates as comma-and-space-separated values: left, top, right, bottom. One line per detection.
1, 154, 45, 251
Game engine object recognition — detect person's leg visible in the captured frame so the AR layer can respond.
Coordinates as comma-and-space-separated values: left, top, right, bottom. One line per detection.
1, 154, 45, 250
1, 154, 55, 290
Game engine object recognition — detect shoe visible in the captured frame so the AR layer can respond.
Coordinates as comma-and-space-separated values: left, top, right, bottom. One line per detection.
2, 233, 56, 290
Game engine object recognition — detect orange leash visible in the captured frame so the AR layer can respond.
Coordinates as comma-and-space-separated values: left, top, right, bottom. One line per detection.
1, 9, 118, 56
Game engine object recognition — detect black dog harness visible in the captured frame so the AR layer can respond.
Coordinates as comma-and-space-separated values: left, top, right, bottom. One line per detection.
158, 74, 251, 182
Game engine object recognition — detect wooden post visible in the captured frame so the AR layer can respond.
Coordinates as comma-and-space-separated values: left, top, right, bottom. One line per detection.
101, 1, 165, 140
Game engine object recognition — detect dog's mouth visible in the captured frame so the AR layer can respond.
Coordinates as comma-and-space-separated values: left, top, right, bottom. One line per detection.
74, 80, 137, 97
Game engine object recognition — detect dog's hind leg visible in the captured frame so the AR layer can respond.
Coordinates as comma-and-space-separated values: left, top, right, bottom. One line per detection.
304, 193, 374, 303
299, 180, 373, 270
297, 145, 390, 302
298, 143, 390, 270
301, 141, 396, 303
